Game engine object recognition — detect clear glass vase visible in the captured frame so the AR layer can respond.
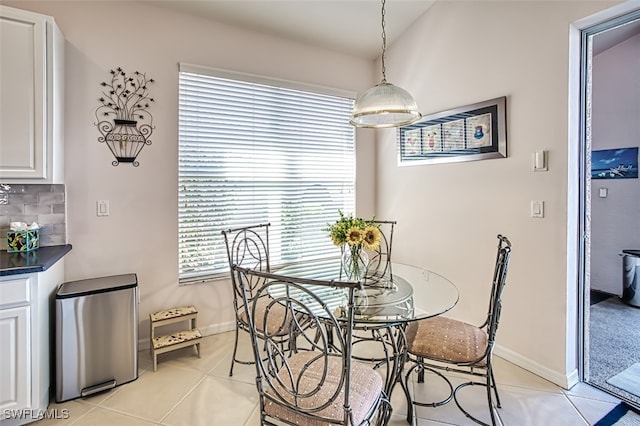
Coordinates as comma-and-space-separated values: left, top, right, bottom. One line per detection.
341, 245, 369, 281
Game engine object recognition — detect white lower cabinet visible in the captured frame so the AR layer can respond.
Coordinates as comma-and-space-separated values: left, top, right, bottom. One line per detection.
0, 306, 31, 416
0, 260, 64, 426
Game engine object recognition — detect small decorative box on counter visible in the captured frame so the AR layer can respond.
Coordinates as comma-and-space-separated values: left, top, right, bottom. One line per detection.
7, 228, 40, 252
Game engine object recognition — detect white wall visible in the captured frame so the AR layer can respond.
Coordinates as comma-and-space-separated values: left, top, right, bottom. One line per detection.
5, 0, 630, 389
2, 0, 376, 342
377, 0, 617, 386
590, 34, 640, 295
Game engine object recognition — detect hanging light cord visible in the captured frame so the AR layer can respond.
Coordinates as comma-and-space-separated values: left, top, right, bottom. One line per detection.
380, 0, 387, 83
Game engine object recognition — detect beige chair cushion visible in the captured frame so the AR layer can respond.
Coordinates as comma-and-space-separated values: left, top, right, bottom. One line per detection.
264, 351, 383, 425
406, 316, 488, 364
239, 297, 291, 336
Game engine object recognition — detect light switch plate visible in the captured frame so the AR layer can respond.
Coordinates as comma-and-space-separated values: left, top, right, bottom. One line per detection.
533, 150, 548, 172
531, 200, 544, 218
97, 200, 110, 216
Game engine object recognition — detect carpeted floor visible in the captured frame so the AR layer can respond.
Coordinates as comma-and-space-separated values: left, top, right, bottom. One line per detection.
590, 296, 640, 407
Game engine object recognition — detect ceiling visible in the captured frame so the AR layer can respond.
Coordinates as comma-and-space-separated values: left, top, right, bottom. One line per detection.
143, 0, 436, 59
593, 17, 640, 55
144, 1, 640, 59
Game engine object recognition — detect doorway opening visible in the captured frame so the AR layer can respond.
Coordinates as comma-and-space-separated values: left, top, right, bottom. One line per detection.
578, 7, 640, 408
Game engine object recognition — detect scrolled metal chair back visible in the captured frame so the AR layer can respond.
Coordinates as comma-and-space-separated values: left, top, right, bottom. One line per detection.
222, 223, 270, 302
223, 223, 296, 378
234, 266, 386, 425
485, 234, 512, 348
365, 220, 396, 279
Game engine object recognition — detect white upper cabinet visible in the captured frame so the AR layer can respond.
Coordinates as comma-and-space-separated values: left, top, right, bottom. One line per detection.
0, 6, 64, 183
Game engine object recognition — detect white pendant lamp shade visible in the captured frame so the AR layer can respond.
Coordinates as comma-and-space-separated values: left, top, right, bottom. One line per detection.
350, 81, 421, 128
350, 0, 422, 128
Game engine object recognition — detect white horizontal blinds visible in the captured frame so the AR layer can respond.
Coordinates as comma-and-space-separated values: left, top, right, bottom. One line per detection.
178, 68, 355, 282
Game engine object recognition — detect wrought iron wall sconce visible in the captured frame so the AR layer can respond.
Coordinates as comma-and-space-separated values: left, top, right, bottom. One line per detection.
95, 67, 155, 166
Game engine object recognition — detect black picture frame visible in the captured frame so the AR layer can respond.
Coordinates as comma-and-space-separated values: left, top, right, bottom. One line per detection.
398, 96, 507, 166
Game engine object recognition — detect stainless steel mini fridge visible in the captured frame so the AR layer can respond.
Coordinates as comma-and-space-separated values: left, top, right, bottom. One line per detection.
55, 273, 138, 402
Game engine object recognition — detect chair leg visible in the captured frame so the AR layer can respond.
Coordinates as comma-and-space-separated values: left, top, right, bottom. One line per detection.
401, 367, 415, 425
485, 376, 498, 426
489, 366, 502, 408
377, 394, 394, 426
417, 356, 425, 383
453, 381, 493, 426
403, 361, 457, 425
484, 362, 501, 426
229, 324, 240, 376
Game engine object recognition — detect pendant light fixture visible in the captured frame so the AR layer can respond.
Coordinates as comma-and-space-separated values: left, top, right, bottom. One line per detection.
350, 0, 422, 128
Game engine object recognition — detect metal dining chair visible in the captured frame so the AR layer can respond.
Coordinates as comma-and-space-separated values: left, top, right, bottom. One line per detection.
350, 219, 398, 378
402, 234, 512, 426
233, 265, 392, 426
337, 219, 396, 282
333, 219, 398, 381
365, 220, 396, 280
222, 223, 292, 377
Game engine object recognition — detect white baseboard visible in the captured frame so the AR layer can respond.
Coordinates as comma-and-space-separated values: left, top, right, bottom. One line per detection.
136, 322, 580, 390
494, 344, 579, 390
199, 321, 236, 336
138, 321, 236, 351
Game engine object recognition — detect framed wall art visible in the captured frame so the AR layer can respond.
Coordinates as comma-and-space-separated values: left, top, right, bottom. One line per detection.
398, 96, 507, 166
591, 147, 638, 179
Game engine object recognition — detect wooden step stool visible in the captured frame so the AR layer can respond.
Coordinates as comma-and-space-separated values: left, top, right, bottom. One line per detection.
150, 305, 202, 371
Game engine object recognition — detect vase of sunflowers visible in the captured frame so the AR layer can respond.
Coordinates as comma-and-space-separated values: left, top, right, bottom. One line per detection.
326, 211, 382, 281
341, 245, 369, 282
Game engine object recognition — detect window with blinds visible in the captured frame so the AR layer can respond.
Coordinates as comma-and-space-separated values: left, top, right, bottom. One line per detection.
178, 64, 356, 284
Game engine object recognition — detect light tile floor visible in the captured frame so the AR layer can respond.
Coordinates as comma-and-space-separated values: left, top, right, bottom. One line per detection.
35, 331, 621, 426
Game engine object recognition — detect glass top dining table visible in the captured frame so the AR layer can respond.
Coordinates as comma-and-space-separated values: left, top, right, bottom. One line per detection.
273, 257, 459, 398
274, 257, 459, 325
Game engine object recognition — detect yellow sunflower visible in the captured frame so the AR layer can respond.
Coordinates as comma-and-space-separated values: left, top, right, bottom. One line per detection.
362, 226, 382, 250
346, 227, 364, 246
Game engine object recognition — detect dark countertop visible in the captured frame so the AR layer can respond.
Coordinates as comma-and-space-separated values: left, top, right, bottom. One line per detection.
0, 244, 72, 277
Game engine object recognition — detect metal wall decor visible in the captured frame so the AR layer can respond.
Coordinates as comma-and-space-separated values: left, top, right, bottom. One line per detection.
95, 67, 155, 166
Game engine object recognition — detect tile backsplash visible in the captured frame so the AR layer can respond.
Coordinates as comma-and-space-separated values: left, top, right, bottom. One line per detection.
0, 184, 66, 250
